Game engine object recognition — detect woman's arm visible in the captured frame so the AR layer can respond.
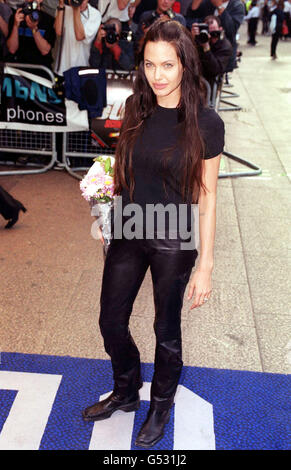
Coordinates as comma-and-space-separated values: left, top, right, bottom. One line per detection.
187, 153, 221, 309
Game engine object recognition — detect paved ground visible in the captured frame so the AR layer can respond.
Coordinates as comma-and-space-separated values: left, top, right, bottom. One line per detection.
0, 24, 290, 375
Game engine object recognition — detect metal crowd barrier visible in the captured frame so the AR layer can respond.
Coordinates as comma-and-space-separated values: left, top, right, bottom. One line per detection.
0, 63, 58, 176
0, 64, 261, 181
62, 130, 114, 180
61, 70, 136, 180
207, 73, 261, 178
208, 73, 241, 111
218, 73, 242, 112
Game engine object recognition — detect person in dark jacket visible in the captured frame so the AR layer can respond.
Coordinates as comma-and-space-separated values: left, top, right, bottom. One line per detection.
270, 0, 285, 59
191, 14, 232, 87
186, 0, 245, 70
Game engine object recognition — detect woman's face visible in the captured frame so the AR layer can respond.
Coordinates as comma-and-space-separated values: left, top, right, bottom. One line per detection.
144, 40, 184, 108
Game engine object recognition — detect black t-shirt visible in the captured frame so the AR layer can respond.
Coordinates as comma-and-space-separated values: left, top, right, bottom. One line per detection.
118, 104, 224, 237
7, 10, 56, 68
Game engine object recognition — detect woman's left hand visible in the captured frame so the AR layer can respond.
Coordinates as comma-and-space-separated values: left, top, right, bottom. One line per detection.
187, 268, 212, 309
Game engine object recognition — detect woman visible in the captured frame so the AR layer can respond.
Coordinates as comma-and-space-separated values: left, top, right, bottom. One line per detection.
82, 19, 224, 448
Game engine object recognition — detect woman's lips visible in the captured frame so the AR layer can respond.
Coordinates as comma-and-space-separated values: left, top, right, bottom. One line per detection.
153, 83, 168, 90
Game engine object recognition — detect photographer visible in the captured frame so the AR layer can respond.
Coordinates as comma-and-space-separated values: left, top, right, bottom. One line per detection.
191, 15, 232, 87
186, 0, 245, 71
54, 0, 101, 76
89, 17, 135, 70
6, 0, 56, 68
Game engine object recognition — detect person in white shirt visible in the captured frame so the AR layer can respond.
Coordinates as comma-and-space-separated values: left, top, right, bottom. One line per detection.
97, 0, 133, 22
54, 0, 101, 76
244, 0, 260, 44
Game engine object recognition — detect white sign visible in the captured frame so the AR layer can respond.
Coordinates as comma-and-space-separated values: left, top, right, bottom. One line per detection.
89, 382, 215, 450
0, 371, 62, 450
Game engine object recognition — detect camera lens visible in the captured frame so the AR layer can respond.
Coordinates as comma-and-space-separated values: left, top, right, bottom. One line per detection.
31, 10, 39, 21
106, 31, 116, 44
198, 31, 209, 43
210, 31, 220, 39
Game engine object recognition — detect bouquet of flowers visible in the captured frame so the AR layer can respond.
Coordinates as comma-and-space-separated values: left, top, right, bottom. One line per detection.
80, 155, 115, 255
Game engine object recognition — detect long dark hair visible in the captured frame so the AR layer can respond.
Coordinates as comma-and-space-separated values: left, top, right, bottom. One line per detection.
114, 19, 208, 204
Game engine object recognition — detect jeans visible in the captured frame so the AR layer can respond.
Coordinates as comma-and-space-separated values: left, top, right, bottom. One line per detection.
99, 236, 198, 410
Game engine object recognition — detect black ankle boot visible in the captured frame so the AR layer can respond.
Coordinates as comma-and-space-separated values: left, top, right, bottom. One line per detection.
82, 391, 140, 422
135, 407, 171, 448
4, 204, 27, 229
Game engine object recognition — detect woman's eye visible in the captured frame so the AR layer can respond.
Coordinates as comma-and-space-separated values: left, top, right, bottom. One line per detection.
164, 63, 173, 68
145, 62, 153, 68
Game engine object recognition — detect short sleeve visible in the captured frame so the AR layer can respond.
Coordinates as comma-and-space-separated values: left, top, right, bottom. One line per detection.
199, 107, 225, 159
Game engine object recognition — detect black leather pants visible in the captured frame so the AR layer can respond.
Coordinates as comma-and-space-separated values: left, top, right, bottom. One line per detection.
99, 236, 198, 410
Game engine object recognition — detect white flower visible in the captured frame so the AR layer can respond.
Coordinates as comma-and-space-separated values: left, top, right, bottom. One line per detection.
84, 185, 98, 198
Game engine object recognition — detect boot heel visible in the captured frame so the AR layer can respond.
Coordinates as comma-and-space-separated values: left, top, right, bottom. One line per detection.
120, 399, 140, 413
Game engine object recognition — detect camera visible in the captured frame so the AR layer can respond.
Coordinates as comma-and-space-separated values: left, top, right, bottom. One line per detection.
20, 1, 39, 22
120, 30, 133, 42
165, 9, 175, 19
103, 24, 118, 45
64, 0, 83, 7
209, 30, 221, 40
196, 23, 209, 44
